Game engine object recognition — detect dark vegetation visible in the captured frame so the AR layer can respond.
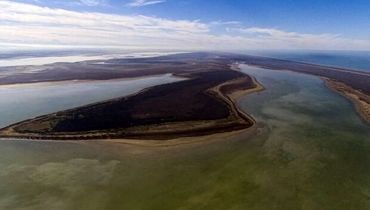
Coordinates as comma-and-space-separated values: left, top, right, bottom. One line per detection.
48, 70, 246, 133
0, 53, 256, 139
1, 52, 369, 140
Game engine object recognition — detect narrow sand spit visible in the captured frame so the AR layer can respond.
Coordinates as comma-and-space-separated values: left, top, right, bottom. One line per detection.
323, 78, 370, 124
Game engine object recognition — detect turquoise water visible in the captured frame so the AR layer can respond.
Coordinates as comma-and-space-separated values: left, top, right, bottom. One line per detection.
0, 65, 369, 210
0, 74, 182, 128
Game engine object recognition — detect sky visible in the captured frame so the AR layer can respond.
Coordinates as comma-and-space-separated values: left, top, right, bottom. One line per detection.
0, 0, 370, 51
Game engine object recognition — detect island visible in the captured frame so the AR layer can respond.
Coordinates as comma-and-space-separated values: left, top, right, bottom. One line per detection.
0, 52, 369, 141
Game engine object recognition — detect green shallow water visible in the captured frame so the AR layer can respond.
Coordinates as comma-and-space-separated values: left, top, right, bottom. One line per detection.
0, 65, 370, 210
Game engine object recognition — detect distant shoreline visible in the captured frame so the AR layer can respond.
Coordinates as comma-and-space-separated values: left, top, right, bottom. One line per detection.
0, 73, 179, 89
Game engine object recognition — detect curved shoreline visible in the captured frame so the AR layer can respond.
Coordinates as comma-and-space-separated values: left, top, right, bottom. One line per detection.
2, 52, 368, 144
323, 78, 370, 124
0, 65, 264, 141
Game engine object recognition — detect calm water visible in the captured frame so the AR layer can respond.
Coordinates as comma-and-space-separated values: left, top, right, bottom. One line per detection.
0, 74, 182, 128
258, 50, 370, 72
0, 65, 370, 210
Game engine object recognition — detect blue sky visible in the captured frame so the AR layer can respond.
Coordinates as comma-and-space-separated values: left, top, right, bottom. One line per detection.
1, 0, 370, 51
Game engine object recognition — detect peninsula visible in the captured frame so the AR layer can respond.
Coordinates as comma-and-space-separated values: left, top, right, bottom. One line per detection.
0, 52, 369, 140
0, 53, 262, 140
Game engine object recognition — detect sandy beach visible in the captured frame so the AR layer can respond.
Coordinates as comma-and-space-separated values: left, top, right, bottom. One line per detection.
323, 78, 370, 124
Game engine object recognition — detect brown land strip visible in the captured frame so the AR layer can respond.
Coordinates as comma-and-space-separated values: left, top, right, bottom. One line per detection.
323, 78, 370, 124
235, 55, 370, 94
0, 53, 227, 86
233, 54, 370, 125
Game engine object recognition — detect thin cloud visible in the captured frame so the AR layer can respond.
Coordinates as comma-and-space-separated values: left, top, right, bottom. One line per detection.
27, 0, 108, 7
210, 21, 241, 26
79, 0, 106, 6
0, 1, 369, 51
127, 0, 166, 7
235, 27, 339, 39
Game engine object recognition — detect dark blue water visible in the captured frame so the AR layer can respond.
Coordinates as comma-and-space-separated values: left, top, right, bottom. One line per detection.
248, 50, 370, 73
